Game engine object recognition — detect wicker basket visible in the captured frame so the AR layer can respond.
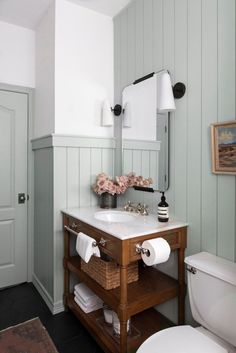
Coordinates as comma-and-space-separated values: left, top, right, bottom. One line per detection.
81, 256, 139, 290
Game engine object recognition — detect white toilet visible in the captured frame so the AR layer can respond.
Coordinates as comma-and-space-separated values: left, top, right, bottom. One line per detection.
137, 252, 236, 353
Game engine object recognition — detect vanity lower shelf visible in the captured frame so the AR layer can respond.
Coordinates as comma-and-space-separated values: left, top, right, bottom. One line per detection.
67, 294, 174, 353
65, 256, 179, 317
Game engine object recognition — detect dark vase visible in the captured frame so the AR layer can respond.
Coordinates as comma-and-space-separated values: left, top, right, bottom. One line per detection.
100, 193, 117, 209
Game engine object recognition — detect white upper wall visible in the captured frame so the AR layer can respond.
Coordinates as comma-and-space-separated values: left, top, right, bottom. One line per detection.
55, 0, 114, 137
34, 3, 55, 138
0, 21, 35, 87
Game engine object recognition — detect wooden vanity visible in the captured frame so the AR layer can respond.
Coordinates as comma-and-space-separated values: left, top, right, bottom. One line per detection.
62, 208, 187, 353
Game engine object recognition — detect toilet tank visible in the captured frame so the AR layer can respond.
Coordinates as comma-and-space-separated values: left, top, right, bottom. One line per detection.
185, 252, 236, 347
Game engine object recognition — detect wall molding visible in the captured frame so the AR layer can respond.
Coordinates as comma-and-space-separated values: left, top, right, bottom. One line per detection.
123, 139, 161, 151
32, 273, 64, 315
31, 134, 116, 150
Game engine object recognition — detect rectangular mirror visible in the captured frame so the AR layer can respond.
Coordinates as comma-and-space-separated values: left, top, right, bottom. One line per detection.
121, 72, 169, 192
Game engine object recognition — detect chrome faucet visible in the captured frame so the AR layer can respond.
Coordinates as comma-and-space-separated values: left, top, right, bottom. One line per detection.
124, 201, 149, 215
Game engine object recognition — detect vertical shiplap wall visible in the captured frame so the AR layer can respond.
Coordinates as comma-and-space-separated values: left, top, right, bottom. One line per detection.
33, 136, 115, 308
34, 148, 54, 300
53, 141, 115, 303
114, 0, 236, 262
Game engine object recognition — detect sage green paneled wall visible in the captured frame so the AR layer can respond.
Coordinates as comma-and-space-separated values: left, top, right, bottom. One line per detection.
53, 142, 115, 303
34, 147, 54, 301
33, 135, 115, 312
114, 0, 236, 262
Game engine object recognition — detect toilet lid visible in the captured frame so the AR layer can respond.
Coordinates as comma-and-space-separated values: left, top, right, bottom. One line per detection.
137, 326, 227, 353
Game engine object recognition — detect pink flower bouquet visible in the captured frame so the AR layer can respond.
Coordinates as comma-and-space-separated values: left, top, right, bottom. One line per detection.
92, 172, 153, 195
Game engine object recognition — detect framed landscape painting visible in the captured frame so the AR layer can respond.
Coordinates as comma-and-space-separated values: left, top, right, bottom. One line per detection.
211, 121, 236, 174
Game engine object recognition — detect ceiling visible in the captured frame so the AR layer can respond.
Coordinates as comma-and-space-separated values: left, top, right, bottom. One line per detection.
0, 0, 133, 30
0, 0, 53, 30
67, 0, 133, 17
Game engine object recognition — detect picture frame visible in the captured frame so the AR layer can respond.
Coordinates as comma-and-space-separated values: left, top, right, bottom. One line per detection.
211, 120, 236, 174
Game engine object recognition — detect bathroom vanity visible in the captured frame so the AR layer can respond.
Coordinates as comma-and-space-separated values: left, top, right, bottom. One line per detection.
62, 207, 187, 353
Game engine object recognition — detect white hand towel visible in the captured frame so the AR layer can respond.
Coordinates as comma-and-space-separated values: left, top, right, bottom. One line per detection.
76, 233, 100, 263
74, 291, 101, 307
74, 289, 102, 307
74, 283, 97, 301
74, 292, 103, 309
74, 295, 103, 313
74, 283, 102, 307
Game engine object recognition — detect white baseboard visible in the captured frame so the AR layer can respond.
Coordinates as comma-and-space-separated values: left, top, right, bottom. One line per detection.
32, 273, 65, 315
53, 300, 65, 315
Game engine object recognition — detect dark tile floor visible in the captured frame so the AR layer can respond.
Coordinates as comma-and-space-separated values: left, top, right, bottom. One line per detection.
0, 282, 104, 353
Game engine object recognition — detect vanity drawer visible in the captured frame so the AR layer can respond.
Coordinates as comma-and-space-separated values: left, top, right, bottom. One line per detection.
129, 232, 179, 262
65, 216, 121, 262
67, 216, 83, 232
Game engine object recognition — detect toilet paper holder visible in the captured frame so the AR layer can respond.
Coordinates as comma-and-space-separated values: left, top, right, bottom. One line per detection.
135, 244, 150, 256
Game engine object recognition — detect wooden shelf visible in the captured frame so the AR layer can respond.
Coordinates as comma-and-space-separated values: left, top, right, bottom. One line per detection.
63, 213, 187, 353
67, 294, 174, 353
66, 256, 179, 316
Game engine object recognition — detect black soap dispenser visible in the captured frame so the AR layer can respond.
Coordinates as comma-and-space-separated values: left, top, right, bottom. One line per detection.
158, 192, 169, 222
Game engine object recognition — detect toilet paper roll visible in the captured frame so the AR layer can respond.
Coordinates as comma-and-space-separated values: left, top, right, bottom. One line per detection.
76, 232, 100, 263
141, 238, 171, 266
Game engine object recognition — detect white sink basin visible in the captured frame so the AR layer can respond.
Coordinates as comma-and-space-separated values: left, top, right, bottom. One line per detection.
94, 211, 137, 223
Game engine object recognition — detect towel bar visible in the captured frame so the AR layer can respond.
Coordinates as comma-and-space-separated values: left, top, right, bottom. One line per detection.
64, 225, 107, 247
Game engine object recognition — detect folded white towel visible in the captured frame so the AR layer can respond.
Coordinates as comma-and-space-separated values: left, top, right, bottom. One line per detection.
74, 292, 103, 309
74, 290, 102, 307
74, 283, 98, 301
74, 283, 102, 306
74, 295, 103, 313
76, 232, 100, 263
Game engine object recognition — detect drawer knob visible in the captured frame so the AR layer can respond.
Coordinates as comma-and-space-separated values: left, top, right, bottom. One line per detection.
71, 222, 77, 230
99, 238, 107, 247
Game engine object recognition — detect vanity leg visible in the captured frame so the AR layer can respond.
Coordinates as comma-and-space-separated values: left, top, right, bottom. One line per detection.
119, 265, 128, 353
63, 218, 70, 311
178, 247, 185, 325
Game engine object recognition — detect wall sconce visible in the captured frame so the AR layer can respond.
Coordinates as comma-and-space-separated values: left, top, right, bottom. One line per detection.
101, 101, 123, 126
133, 69, 186, 113
101, 99, 114, 126
123, 102, 131, 128
111, 104, 122, 116
157, 71, 176, 113
173, 82, 186, 99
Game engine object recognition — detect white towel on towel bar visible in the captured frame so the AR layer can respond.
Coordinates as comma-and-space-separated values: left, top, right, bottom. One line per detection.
76, 232, 100, 263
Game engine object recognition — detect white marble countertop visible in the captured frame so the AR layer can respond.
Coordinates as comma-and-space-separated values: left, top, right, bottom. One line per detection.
62, 207, 188, 240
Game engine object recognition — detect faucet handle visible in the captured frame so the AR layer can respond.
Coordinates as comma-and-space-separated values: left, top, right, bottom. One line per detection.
136, 203, 142, 212
141, 204, 149, 215
124, 200, 132, 211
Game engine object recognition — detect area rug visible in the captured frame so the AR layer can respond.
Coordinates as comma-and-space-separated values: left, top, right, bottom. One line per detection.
0, 318, 58, 353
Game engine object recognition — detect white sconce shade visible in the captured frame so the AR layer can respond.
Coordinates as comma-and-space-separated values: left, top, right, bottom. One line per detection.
123, 102, 132, 128
157, 72, 176, 113
101, 99, 113, 126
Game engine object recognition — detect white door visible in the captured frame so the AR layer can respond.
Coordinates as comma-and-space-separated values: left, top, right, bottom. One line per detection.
0, 90, 28, 288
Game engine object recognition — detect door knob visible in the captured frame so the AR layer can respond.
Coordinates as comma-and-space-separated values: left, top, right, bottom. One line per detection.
18, 193, 26, 204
